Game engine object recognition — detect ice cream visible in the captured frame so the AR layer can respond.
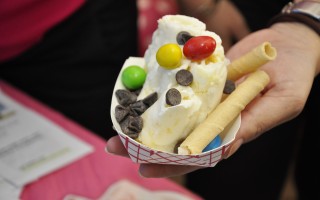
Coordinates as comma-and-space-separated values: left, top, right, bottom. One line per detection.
112, 14, 276, 157
116, 15, 229, 153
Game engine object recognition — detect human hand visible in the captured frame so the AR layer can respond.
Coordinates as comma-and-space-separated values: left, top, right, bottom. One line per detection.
224, 22, 320, 158
106, 22, 320, 178
106, 136, 204, 177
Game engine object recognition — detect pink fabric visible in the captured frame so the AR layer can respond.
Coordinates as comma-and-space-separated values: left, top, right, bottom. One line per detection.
0, 0, 85, 62
137, 0, 179, 56
1, 0, 178, 60
0, 80, 202, 200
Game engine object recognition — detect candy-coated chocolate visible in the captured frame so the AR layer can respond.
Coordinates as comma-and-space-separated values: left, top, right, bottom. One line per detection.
156, 43, 182, 69
121, 65, 146, 90
202, 135, 222, 152
183, 36, 216, 61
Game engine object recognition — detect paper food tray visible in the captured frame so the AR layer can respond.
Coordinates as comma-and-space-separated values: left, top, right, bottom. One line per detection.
110, 57, 240, 167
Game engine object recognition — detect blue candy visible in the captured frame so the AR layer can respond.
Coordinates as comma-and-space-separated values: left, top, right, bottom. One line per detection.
202, 135, 222, 152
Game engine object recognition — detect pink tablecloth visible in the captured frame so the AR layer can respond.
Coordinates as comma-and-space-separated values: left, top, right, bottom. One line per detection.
0, 80, 202, 200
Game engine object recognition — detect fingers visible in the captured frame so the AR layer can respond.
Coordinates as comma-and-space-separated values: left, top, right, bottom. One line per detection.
139, 163, 203, 178
223, 138, 244, 159
105, 136, 130, 158
106, 136, 207, 178
225, 84, 304, 159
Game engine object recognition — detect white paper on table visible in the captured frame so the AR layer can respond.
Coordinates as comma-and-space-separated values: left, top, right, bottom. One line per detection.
0, 176, 22, 200
0, 90, 94, 187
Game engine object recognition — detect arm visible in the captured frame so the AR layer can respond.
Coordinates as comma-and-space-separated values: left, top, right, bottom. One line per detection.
106, 1, 320, 178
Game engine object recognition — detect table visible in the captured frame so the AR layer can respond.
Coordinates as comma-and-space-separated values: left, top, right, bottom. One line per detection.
0, 80, 202, 200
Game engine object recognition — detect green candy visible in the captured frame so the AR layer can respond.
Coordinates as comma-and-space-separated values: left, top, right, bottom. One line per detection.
121, 65, 146, 90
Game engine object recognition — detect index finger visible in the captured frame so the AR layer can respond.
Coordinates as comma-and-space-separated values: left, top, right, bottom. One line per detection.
106, 136, 130, 158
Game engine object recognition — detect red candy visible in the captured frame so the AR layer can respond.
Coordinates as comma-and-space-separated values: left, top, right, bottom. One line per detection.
183, 36, 216, 61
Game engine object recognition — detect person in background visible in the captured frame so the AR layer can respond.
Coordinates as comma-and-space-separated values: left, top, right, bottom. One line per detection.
0, 0, 138, 140
106, 0, 320, 199
2, 0, 319, 199
0, 0, 177, 140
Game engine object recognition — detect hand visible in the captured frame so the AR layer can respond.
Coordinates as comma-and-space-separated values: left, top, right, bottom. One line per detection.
106, 22, 320, 178
225, 22, 320, 157
106, 136, 204, 177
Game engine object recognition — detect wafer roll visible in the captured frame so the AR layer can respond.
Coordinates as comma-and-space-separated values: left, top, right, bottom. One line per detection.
227, 42, 276, 81
178, 70, 270, 155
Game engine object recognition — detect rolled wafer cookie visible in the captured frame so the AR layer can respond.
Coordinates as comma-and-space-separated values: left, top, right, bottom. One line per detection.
227, 42, 276, 81
178, 70, 270, 155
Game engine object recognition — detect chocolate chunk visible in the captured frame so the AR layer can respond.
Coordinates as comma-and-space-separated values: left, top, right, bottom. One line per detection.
142, 92, 158, 107
133, 88, 142, 96
115, 89, 137, 106
223, 80, 236, 94
176, 69, 193, 86
115, 105, 130, 123
130, 100, 147, 116
120, 116, 143, 139
166, 88, 181, 106
176, 31, 193, 45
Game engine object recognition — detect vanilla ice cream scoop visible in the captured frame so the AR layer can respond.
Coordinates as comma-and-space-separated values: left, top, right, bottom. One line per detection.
136, 15, 229, 153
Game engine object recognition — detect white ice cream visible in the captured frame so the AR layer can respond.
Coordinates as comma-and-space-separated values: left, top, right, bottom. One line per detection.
137, 15, 229, 153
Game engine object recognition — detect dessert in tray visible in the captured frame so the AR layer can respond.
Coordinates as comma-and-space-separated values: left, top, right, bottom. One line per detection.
110, 15, 276, 166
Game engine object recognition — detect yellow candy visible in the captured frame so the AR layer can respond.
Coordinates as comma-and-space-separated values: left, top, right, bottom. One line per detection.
156, 43, 182, 69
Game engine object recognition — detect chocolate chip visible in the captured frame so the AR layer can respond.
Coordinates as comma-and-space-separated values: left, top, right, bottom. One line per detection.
142, 92, 158, 107
130, 100, 147, 116
115, 89, 137, 106
115, 105, 130, 122
223, 80, 236, 94
166, 88, 181, 106
133, 88, 142, 96
176, 31, 193, 45
120, 116, 143, 139
176, 69, 193, 86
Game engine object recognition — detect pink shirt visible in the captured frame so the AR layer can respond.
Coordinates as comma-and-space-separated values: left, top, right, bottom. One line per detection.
0, 0, 85, 62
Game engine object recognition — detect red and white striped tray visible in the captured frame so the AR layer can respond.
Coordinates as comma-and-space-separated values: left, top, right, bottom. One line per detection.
110, 57, 240, 167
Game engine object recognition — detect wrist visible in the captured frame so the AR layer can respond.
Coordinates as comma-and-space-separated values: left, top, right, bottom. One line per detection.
268, 1, 320, 75
270, 22, 320, 76
268, 1, 320, 35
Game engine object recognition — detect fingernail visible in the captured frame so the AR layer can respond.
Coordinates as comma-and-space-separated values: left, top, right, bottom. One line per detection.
105, 146, 114, 155
225, 139, 243, 159
138, 165, 146, 178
